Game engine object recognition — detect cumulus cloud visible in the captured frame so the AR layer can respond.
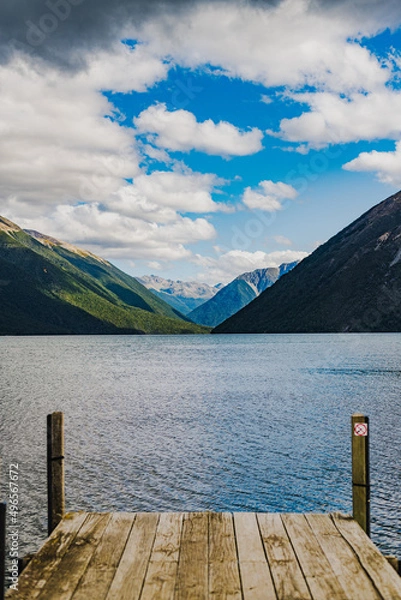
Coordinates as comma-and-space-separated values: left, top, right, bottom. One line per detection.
343, 141, 401, 187
17, 202, 216, 262
0, 52, 222, 264
108, 170, 225, 223
4, 0, 399, 72
193, 248, 308, 284
242, 180, 298, 211
139, 0, 395, 92
0, 53, 143, 216
134, 103, 263, 156
271, 90, 401, 148
80, 42, 169, 93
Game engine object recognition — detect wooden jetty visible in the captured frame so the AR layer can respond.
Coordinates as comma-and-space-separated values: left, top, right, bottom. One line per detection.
2, 412, 401, 599
6, 509, 401, 599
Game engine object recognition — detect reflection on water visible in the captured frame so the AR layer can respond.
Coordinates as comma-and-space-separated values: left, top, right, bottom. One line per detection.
0, 333, 400, 558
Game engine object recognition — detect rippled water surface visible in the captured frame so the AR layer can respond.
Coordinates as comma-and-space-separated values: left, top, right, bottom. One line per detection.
0, 333, 400, 557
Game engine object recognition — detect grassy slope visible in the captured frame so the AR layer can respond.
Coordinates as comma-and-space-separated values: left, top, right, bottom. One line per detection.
0, 228, 208, 335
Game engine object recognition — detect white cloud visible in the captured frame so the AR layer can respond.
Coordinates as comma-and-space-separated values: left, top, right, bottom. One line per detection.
139, 0, 391, 93
343, 141, 401, 187
0, 52, 222, 265
242, 180, 298, 211
134, 103, 263, 156
193, 249, 308, 284
0, 53, 140, 216
272, 90, 401, 148
107, 169, 225, 224
81, 43, 169, 93
18, 203, 216, 262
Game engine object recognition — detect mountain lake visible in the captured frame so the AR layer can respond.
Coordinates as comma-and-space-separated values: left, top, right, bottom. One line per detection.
0, 333, 400, 559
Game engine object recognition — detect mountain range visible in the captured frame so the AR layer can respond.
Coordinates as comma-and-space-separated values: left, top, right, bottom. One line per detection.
188, 262, 299, 327
0, 216, 207, 335
136, 275, 221, 315
214, 190, 401, 333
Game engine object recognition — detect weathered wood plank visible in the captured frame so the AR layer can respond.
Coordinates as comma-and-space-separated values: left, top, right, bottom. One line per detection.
71, 512, 135, 600
8, 511, 401, 600
282, 514, 348, 600
352, 414, 370, 535
209, 512, 242, 599
36, 512, 111, 600
306, 514, 381, 600
106, 512, 159, 600
6, 512, 88, 600
140, 562, 179, 600
148, 513, 183, 564
47, 412, 65, 535
175, 512, 208, 600
257, 513, 312, 600
333, 513, 401, 600
234, 512, 277, 600
140, 513, 183, 600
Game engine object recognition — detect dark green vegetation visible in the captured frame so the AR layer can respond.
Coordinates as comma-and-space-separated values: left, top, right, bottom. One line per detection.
214, 191, 401, 333
190, 263, 298, 327
0, 217, 208, 335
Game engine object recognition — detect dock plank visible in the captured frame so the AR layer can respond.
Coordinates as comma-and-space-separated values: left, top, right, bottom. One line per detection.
71, 512, 136, 600
209, 512, 242, 599
106, 512, 159, 600
306, 513, 382, 600
37, 512, 111, 600
257, 513, 312, 600
175, 512, 208, 600
333, 513, 401, 600
6, 512, 88, 600
7, 511, 401, 600
234, 512, 277, 600
282, 513, 348, 600
140, 513, 183, 600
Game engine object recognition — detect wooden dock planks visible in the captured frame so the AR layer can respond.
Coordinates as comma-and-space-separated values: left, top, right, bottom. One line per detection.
6, 512, 401, 600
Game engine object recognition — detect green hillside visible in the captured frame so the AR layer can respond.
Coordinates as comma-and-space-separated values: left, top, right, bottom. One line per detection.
0, 217, 208, 335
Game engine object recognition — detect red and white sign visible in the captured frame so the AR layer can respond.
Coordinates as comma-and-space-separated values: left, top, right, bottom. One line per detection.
354, 422, 368, 437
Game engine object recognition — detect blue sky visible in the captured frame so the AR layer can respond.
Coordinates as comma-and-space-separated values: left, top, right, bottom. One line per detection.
2, 0, 401, 283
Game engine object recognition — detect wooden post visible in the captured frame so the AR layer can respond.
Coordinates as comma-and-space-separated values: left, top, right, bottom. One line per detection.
47, 412, 65, 536
351, 413, 370, 536
0, 502, 5, 600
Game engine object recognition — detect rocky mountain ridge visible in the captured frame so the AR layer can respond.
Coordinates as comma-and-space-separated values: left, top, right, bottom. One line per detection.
214, 191, 401, 333
189, 262, 299, 327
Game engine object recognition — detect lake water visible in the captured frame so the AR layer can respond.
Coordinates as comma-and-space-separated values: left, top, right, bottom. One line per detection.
0, 333, 400, 559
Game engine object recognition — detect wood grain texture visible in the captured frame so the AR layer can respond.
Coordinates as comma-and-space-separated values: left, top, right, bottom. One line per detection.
106, 512, 159, 600
333, 513, 401, 600
209, 512, 242, 599
6, 512, 88, 600
282, 513, 348, 600
36, 512, 111, 600
7, 511, 401, 600
47, 412, 65, 535
140, 513, 183, 600
175, 512, 208, 600
234, 512, 277, 600
306, 513, 381, 600
71, 512, 135, 600
257, 513, 311, 600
